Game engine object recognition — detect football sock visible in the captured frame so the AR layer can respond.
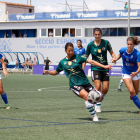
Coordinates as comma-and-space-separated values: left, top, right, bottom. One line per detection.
118, 79, 124, 89
85, 101, 95, 117
95, 102, 101, 109
1, 93, 8, 105
131, 95, 140, 109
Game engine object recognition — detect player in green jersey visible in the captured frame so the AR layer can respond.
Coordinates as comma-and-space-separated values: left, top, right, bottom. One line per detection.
85, 28, 116, 113
43, 42, 112, 121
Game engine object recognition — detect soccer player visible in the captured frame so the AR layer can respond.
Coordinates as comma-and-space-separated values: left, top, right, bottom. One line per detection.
43, 42, 112, 121
74, 40, 86, 70
0, 54, 10, 109
112, 37, 140, 112
74, 40, 86, 55
85, 28, 116, 113
118, 79, 124, 92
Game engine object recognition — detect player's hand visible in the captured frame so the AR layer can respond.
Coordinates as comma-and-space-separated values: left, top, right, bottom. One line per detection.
104, 65, 112, 70
130, 72, 137, 77
3, 70, 8, 77
111, 58, 116, 64
43, 70, 48, 75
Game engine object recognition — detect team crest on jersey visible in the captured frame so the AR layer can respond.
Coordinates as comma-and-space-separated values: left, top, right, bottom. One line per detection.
77, 87, 80, 90
68, 61, 72, 65
64, 62, 67, 65
102, 47, 105, 51
95, 75, 98, 78
72, 59, 77, 62
98, 49, 101, 53
131, 55, 133, 59
126, 58, 129, 62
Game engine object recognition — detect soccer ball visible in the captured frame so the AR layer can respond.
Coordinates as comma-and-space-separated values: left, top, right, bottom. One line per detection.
87, 90, 102, 104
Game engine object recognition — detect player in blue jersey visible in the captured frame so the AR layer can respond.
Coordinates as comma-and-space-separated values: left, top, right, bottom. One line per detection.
0, 54, 10, 109
43, 42, 112, 121
74, 40, 86, 55
74, 40, 86, 71
113, 37, 140, 113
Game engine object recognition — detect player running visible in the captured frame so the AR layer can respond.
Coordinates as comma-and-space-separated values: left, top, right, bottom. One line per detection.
43, 42, 112, 121
85, 27, 116, 112
0, 54, 10, 109
112, 37, 140, 112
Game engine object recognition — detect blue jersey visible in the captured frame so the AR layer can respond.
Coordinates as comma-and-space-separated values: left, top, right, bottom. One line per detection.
120, 47, 140, 75
0, 54, 2, 59
74, 47, 86, 55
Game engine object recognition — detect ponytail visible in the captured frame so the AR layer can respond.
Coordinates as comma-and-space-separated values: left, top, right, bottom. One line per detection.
127, 37, 140, 45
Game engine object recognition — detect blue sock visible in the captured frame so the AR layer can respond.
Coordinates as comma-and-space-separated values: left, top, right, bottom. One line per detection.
1, 93, 8, 105
131, 95, 140, 109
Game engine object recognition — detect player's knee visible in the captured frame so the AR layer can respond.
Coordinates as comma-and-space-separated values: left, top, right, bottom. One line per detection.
103, 87, 109, 93
0, 87, 4, 94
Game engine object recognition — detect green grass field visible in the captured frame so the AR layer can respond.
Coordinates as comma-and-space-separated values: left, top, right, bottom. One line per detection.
0, 74, 140, 140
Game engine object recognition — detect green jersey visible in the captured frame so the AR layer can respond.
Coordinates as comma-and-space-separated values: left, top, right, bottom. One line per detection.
86, 39, 112, 71
56, 54, 89, 88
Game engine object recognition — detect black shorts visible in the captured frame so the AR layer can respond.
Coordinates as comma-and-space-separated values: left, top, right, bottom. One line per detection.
91, 70, 109, 82
71, 83, 94, 96
45, 66, 49, 70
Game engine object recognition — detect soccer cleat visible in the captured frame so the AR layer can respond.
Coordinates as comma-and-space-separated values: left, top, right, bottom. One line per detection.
93, 114, 99, 122
118, 89, 122, 92
6, 104, 11, 109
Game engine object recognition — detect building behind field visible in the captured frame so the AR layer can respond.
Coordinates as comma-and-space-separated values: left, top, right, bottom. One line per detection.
0, 1, 34, 21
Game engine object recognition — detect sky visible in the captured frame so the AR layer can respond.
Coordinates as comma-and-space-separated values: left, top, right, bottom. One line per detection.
1, 0, 140, 13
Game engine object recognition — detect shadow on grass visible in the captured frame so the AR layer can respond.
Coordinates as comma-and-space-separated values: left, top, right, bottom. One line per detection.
0, 107, 19, 109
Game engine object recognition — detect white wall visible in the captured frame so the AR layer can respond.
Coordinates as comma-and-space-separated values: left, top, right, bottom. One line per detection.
0, 37, 128, 65
0, 3, 6, 21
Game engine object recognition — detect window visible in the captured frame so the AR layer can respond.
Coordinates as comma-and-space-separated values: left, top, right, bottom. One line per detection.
55, 28, 62, 37
101, 28, 109, 36
70, 28, 75, 37
62, 28, 69, 37
135, 27, 140, 36
48, 29, 53, 37
118, 28, 127, 36
41, 29, 47, 37
85, 28, 93, 37
75, 29, 82, 37
110, 28, 117, 36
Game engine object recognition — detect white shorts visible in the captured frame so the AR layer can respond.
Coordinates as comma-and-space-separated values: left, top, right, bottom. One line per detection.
122, 73, 140, 81
0, 73, 2, 79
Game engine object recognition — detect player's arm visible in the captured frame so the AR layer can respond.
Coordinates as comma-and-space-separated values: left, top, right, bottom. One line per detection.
131, 62, 140, 77
112, 53, 121, 64
109, 50, 116, 64
43, 70, 58, 75
0, 58, 8, 77
49, 61, 52, 65
87, 59, 112, 69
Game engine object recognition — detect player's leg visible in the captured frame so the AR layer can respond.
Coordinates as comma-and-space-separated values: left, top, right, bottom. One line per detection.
123, 77, 140, 109
0, 77, 10, 109
118, 79, 124, 92
91, 70, 102, 112
71, 85, 98, 121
